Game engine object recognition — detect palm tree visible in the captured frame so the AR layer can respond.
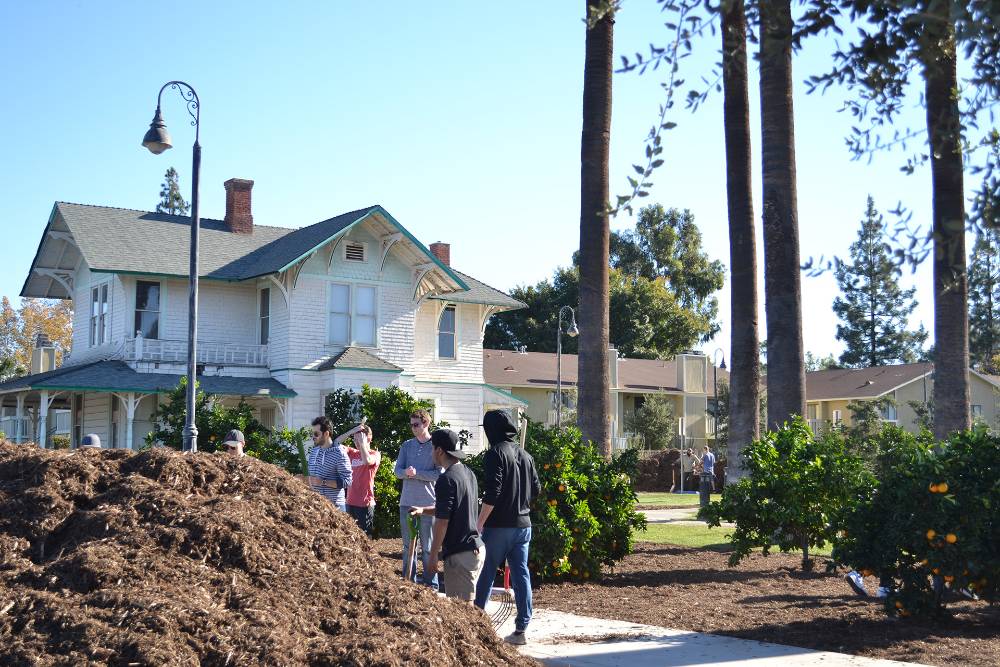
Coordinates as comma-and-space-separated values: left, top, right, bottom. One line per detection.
758, 0, 805, 430
721, 0, 758, 479
921, 1, 969, 438
578, 1, 614, 456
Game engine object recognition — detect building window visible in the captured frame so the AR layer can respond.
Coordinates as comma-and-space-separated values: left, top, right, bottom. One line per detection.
354, 285, 376, 347
90, 282, 110, 346
259, 407, 276, 429
807, 404, 818, 420
259, 288, 270, 345
328, 284, 351, 345
880, 403, 898, 422
549, 390, 576, 409
832, 409, 842, 424
972, 404, 983, 420
134, 281, 160, 340
438, 305, 456, 359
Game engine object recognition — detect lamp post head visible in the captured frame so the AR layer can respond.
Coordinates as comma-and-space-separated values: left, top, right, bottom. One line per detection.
142, 107, 172, 154
567, 322, 579, 338
720, 358, 727, 370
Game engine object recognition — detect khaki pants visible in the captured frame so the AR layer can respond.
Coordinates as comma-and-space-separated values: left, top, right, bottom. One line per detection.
443, 548, 485, 601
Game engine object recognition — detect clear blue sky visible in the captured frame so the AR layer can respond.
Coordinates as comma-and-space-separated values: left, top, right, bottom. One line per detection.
1, 1, 948, 363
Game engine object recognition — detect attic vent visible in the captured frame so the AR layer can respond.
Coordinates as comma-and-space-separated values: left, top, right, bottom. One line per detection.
344, 241, 366, 262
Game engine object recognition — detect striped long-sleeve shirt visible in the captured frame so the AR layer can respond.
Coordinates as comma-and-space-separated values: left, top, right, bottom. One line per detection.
307, 444, 353, 508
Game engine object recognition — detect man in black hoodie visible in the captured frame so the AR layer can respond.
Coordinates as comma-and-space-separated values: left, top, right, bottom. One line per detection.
473, 409, 541, 645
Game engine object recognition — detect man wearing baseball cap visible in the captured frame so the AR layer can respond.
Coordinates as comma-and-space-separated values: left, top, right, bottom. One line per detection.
221, 429, 245, 457
410, 428, 484, 601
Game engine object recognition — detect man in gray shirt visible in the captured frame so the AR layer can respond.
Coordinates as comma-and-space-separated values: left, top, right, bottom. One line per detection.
394, 408, 441, 590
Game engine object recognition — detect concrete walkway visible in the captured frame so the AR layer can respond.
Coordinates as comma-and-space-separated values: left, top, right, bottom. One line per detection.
641, 507, 735, 528
505, 609, 928, 667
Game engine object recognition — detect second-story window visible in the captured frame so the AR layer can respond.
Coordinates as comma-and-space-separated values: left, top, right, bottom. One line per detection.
354, 285, 376, 347
90, 282, 110, 346
328, 284, 351, 345
135, 281, 160, 340
259, 288, 270, 345
438, 305, 456, 359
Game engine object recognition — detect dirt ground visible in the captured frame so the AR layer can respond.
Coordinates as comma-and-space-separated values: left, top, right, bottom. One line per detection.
374, 539, 998, 667
0, 443, 534, 667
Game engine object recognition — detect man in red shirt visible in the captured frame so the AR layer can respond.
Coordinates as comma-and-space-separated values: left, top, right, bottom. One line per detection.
339, 424, 381, 536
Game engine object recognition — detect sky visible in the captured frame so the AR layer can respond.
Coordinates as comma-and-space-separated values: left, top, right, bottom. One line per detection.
0, 1, 953, 364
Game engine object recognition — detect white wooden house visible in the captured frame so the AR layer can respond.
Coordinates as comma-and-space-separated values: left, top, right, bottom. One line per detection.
1, 179, 525, 450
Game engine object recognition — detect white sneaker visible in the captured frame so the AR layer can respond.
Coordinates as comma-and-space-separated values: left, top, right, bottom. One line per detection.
505, 630, 527, 645
875, 586, 890, 599
845, 570, 867, 597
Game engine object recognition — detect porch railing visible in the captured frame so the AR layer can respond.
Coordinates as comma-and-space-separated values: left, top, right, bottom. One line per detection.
125, 336, 268, 367
0, 417, 34, 443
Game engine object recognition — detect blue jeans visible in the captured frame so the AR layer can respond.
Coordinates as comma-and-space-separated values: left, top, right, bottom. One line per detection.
474, 526, 533, 632
399, 506, 438, 590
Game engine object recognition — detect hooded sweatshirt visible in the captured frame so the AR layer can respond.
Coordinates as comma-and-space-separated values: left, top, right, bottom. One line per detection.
481, 410, 541, 529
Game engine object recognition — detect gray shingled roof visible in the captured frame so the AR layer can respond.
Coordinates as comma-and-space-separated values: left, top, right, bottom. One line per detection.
0, 361, 295, 398
431, 270, 525, 309
316, 347, 402, 373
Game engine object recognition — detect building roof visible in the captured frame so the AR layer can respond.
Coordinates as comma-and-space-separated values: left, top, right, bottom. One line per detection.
483, 349, 726, 396
0, 361, 296, 398
23, 203, 530, 310
803, 363, 933, 401
316, 347, 402, 373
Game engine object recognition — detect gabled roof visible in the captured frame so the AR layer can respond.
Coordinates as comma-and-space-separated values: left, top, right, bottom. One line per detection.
803, 363, 933, 401
0, 361, 296, 398
316, 347, 402, 373
431, 270, 525, 309
22, 203, 471, 298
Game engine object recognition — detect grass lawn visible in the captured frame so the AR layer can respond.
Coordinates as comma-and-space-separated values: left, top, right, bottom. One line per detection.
636, 522, 834, 557
636, 491, 722, 507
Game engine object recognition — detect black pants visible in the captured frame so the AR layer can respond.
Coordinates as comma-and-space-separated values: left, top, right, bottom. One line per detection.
347, 504, 374, 537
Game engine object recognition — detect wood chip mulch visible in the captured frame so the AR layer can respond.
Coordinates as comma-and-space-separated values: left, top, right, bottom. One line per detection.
532, 542, 999, 667
0, 443, 535, 667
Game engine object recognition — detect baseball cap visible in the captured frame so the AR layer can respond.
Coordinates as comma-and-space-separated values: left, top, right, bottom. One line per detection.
430, 428, 469, 459
222, 430, 245, 447
80, 433, 101, 449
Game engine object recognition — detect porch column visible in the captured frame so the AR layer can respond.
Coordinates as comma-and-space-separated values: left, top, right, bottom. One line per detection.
38, 391, 48, 448
14, 393, 26, 443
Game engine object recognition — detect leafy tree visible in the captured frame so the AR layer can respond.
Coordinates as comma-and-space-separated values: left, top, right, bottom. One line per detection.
0, 297, 73, 370
0, 356, 23, 382
805, 351, 839, 371
844, 396, 898, 460
968, 229, 1000, 372
155, 167, 190, 215
833, 196, 928, 367
701, 418, 874, 570
578, 0, 616, 456
626, 394, 676, 450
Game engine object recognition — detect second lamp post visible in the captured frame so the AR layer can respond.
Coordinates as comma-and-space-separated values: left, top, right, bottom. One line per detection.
556, 305, 579, 429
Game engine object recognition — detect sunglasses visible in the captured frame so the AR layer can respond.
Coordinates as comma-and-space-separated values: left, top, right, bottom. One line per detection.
409, 422, 424, 429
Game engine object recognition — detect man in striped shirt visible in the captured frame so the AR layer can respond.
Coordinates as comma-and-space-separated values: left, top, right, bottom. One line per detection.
304, 416, 353, 511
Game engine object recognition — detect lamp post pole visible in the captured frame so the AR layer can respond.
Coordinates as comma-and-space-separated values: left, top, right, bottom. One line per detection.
142, 81, 201, 452
556, 305, 579, 429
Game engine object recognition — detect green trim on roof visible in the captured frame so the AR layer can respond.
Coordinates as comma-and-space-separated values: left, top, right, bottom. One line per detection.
90, 269, 239, 282
484, 383, 529, 406
275, 213, 368, 273
374, 207, 469, 291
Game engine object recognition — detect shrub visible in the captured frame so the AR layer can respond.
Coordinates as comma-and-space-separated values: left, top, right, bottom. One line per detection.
51, 434, 70, 450
700, 417, 873, 570
626, 394, 675, 450
833, 426, 1000, 617
467, 422, 645, 582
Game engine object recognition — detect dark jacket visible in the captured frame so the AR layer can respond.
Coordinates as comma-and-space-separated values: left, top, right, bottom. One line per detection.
481, 410, 541, 529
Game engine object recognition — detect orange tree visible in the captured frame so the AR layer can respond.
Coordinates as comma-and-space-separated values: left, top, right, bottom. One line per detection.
700, 417, 873, 570
834, 426, 1000, 617
467, 421, 645, 582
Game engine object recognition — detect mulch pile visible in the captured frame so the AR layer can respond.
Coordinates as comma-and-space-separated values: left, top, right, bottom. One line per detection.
532, 542, 1000, 667
0, 442, 534, 666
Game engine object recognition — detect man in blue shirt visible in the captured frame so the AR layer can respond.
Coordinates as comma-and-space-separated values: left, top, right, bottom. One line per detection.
394, 408, 441, 590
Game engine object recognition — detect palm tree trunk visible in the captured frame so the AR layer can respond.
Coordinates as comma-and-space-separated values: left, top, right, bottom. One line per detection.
759, 0, 806, 430
578, 2, 614, 456
922, 5, 969, 438
722, 0, 758, 480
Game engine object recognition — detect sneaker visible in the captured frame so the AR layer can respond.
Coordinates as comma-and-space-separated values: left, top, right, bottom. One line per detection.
845, 570, 868, 597
505, 630, 527, 646
875, 586, 891, 599
959, 587, 980, 601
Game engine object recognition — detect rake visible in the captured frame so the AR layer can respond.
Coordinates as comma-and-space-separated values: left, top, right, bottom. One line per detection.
488, 564, 515, 630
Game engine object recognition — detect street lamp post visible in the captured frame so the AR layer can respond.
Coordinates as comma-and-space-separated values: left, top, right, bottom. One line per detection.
142, 81, 201, 452
556, 305, 579, 429
712, 348, 727, 441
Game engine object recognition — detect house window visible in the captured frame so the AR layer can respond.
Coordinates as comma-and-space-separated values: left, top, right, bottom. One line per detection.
259, 407, 276, 429
134, 281, 161, 340
880, 403, 898, 422
807, 404, 818, 420
90, 282, 110, 346
972, 404, 983, 420
354, 286, 376, 347
832, 409, 842, 424
344, 241, 367, 263
438, 305, 456, 359
549, 390, 576, 409
328, 284, 351, 345
259, 288, 270, 345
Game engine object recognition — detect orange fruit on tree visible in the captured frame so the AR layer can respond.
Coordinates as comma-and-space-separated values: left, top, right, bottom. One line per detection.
945, 533, 957, 544
929, 483, 938, 493
895, 601, 903, 609
555, 462, 562, 469
583, 571, 591, 579
558, 484, 566, 492
926, 529, 936, 540
938, 482, 949, 493
544, 463, 550, 470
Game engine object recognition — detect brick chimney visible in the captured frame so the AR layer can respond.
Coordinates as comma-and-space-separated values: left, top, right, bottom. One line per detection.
30, 332, 56, 375
429, 242, 450, 266
224, 178, 254, 234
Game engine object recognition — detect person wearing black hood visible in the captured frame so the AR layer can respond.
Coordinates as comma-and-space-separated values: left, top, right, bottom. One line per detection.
473, 409, 541, 646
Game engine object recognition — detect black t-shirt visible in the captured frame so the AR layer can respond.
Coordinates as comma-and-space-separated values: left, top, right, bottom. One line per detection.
434, 462, 483, 559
